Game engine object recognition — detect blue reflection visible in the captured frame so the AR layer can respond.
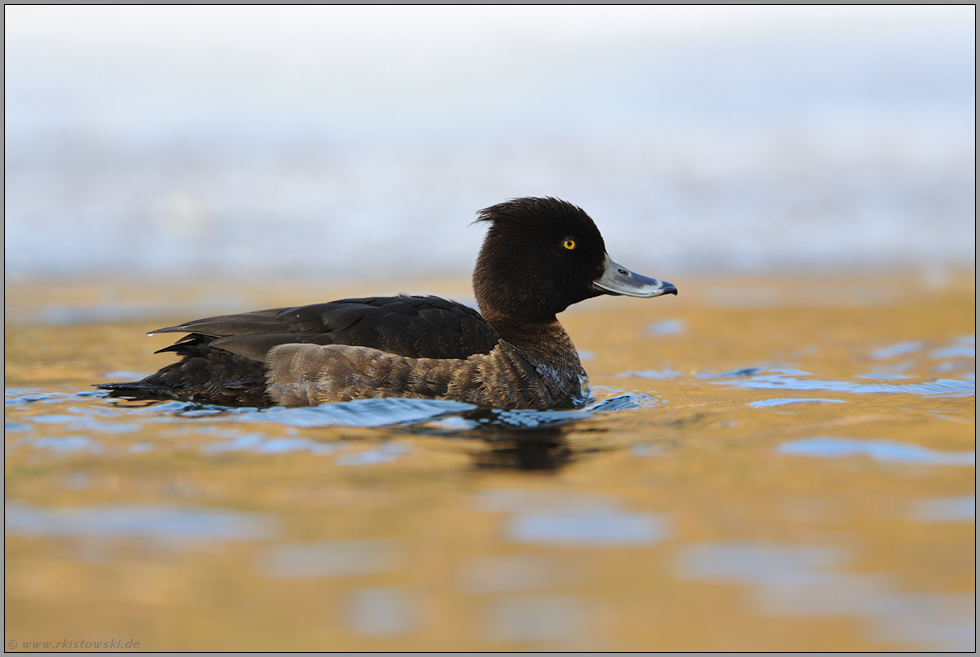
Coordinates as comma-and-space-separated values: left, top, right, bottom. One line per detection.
749, 398, 845, 408
485, 594, 586, 644
347, 587, 417, 636
458, 554, 567, 594
909, 496, 975, 523
778, 437, 974, 466
677, 542, 975, 651
617, 369, 682, 379
870, 341, 923, 360
479, 489, 611, 514
103, 371, 152, 381
5, 390, 108, 405
507, 510, 668, 546
232, 397, 477, 428
30, 436, 103, 453
679, 543, 843, 586
712, 369, 974, 398
930, 336, 975, 360
335, 442, 409, 466
855, 373, 912, 380
5, 503, 276, 542
266, 539, 393, 578
479, 488, 669, 546
201, 433, 334, 455
585, 393, 657, 412
647, 319, 686, 337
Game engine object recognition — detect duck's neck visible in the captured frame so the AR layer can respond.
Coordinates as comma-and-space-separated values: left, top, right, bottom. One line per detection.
482, 309, 582, 373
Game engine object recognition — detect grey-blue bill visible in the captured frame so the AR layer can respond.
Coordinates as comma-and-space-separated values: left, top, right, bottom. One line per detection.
592, 254, 677, 298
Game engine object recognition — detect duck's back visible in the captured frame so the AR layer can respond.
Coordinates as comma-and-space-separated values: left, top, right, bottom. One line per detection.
161, 296, 501, 361
100, 296, 506, 406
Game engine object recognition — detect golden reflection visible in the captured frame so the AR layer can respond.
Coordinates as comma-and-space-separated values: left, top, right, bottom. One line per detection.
4, 273, 975, 651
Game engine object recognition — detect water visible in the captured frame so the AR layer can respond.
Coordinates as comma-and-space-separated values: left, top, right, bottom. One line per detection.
4, 273, 974, 650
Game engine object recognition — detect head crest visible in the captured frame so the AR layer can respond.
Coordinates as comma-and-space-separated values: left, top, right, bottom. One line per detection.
475, 197, 592, 227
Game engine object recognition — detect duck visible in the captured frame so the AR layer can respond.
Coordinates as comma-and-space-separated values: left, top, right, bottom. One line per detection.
99, 197, 677, 409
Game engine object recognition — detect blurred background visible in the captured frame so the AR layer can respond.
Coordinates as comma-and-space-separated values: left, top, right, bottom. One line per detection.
4, 6, 976, 283
5, 9, 976, 651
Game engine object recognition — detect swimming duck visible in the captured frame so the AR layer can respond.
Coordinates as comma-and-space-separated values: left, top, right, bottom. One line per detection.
99, 197, 676, 409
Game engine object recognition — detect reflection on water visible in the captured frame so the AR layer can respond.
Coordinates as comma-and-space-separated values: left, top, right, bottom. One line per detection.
677, 543, 975, 651
929, 336, 976, 360
347, 587, 418, 636
27, 436, 104, 454
267, 540, 394, 578
507, 509, 667, 546
3, 275, 974, 650
201, 434, 336, 456
869, 341, 924, 360
647, 319, 686, 337
909, 496, 976, 523
478, 489, 668, 546
485, 594, 587, 645
748, 397, 845, 408
469, 427, 576, 471
335, 442, 410, 466
5, 503, 276, 543
233, 397, 478, 428
458, 554, 569, 594
778, 437, 975, 466
709, 368, 975, 397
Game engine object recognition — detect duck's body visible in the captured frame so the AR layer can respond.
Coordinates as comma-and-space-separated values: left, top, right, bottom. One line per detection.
99, 198, 675, 409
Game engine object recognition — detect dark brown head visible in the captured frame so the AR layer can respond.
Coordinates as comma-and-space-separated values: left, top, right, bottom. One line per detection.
472, 197, 676, 324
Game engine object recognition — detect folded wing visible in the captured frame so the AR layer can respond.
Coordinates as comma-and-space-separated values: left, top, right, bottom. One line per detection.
151, 295, 500, 362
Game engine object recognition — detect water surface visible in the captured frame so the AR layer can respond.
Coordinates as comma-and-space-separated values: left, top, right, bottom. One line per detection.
4, 274, 975, 650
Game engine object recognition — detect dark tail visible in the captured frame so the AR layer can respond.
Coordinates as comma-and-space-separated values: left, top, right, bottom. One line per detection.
97, 336, 274, 407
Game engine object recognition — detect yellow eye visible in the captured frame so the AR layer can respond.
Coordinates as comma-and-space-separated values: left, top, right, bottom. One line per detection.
563, 239, 576, 250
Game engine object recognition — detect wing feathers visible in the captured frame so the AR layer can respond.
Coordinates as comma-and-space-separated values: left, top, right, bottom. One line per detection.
152, 296, 498, 363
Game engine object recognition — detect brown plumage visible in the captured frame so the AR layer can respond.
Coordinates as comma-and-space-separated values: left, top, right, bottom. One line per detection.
99, 197, 676, 409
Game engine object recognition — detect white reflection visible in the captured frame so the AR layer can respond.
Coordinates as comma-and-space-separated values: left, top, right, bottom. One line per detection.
677, 542, 975, 651
647, 319, 686, 337
778, 437, 975, 465
508, 510, 666, 546
335, 442, 410, 466
909, 496, 975, 523
347, 587, 418, 636
4, 502, 276, 543
478, 489, 669, 547
458, 554, 570, 594
265, 539, 393, 578
485, 594, 586, 644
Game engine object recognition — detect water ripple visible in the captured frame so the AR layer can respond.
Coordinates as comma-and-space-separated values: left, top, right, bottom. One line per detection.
870, 341, 924, 360
778, 437, 975, 466
5, 390, 109, 406
749, 398, 846, 408
132, 393, 650, 430
677, 542, 975, 651
5, 502, 277, 542
712, 371, 974, 398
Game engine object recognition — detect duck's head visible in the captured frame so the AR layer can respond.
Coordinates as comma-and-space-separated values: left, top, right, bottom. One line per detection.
473, 197, 677, 323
